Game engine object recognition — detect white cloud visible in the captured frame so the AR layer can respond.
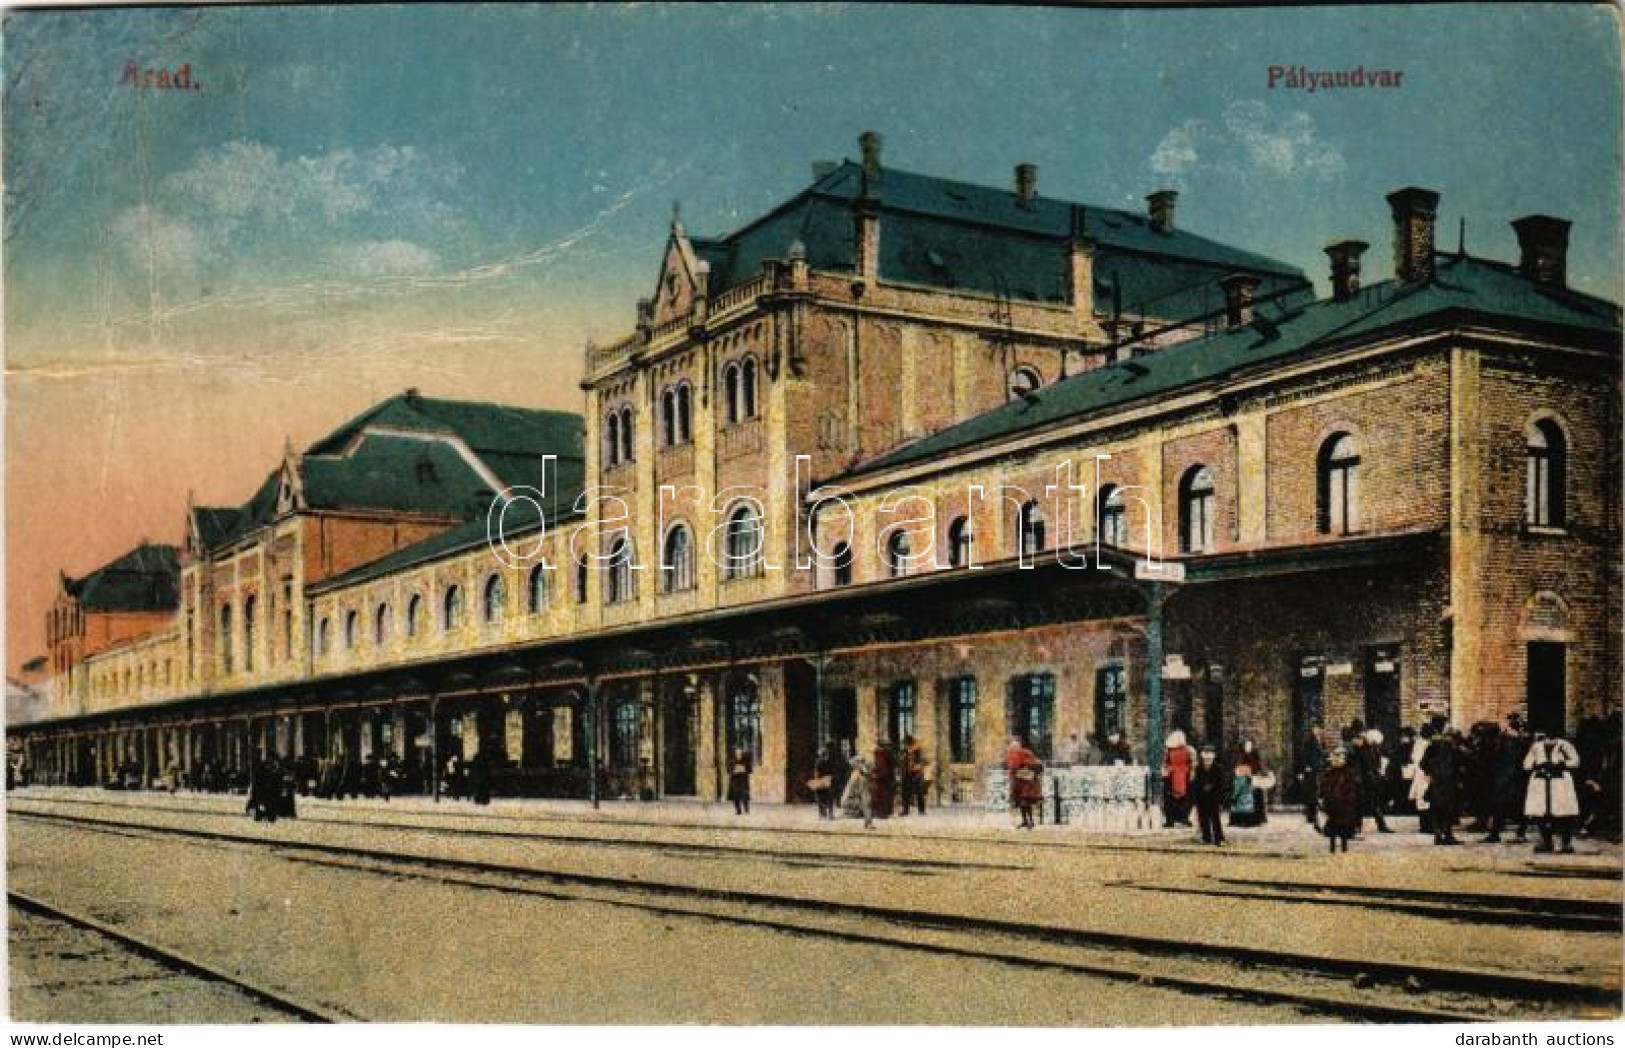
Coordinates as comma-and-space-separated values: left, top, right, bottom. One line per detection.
1222, 101, 1346, 178
110, 205, 208, 271
1149, 102, 1345, 185
1150, 120, 1203, 180
121, 139, 463, 283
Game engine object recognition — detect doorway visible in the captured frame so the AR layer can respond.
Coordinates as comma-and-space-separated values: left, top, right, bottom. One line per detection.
660, 681, 698, 796
825, 687, 857, 754
1364, 646, 1402, 738
1527, 642, 1567, 736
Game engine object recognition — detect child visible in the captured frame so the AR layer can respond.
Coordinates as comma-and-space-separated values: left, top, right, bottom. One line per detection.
1319, 747, 1361, 852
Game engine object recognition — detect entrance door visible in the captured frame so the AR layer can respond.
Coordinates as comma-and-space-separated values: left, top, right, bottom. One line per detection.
825, 688, 857, 753
1201, 672, 1225, 751
1527, 642, 1567, 737
660, 684, 698, 796
1364, 646, 1402, 738
1292, 657, 1325, 786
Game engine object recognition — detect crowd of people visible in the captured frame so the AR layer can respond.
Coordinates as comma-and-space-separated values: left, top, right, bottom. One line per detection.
1289, 709, 1622, 854
36, 703, 1620, 857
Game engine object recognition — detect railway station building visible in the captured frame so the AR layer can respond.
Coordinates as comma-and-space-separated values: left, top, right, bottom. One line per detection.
13, 137, 1621, 808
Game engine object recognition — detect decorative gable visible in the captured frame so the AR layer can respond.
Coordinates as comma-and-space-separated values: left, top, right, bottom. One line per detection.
651, 216, 708, 327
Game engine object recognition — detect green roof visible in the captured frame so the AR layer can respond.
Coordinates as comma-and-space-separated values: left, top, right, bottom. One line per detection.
849, 254, 1621, 479
68, 543, 179, 612
201, 392, 586, 551
696, 160, 1310, 315
191, 506, 240, 548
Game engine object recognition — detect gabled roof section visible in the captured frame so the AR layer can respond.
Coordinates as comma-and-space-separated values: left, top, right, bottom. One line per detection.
190, 506, 240, 549
198, 393, 586, 553
306, 392, 582, 465
846, 254, 1621, 479
692, 160, 1310, 313
66, 543, 179, 613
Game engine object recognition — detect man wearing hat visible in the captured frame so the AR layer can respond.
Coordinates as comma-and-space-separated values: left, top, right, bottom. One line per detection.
1192, 745, 1229, 846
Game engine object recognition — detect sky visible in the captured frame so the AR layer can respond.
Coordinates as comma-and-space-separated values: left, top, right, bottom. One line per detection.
4, 3, 1621, 673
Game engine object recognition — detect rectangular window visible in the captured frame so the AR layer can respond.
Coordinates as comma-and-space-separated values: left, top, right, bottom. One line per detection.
949, 676, 978, 763
1008, 673, 1056, 759
1093, 665, 1126, 742
611, 699, 640, 767
887, 680, 917, 743
726, 684, 763, 765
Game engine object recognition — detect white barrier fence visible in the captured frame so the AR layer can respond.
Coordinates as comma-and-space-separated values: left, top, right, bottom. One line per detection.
984, 764, 1158, 830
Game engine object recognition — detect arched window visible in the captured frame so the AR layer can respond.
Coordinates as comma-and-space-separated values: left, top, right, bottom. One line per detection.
832, 542, 854, 587
618, 406, 634, 463
1097, 484, 1127, 547
1317, 433, 1361, 535
243, 595, 256, 672
374, 603, 391, 645
661, 387, 678, 447
219, 605, 233, 674
676, 383, 692, 443
1009, 365, 1042, 400
344, 609, 358, 650
443, 585, 463, 632
1526, 418, 1567, 528
724, 504, 764, 579
1180, 466, 1216, 553
575, 559, 589, 605
741, 357, 759, 418
723, 362, 741, 424
483, 573, 505, 624
662, 524, 694, 593
405, 594, 421, 638
1018, 501, 1047, 557
316, 616, 330, 656
604, 411, 621, 466
607, 539, 633, 604
948, 516, 973, 568
885, 530, 913, 578
527, 564, 548, 614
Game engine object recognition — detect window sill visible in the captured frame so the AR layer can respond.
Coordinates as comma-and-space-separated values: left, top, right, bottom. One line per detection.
1522, 524, 1569, 538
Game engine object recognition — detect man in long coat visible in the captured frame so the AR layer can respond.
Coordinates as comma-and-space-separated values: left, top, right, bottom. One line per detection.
1524, 732, 1581, 853
871, 741, 896, 817
1353, 730, 1392, 832
1191, 746, 1228, 846
1420, 728, 1463, 845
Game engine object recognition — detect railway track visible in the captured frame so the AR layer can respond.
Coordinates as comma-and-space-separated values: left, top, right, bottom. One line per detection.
12, 804, 1618, 1023
9, 793, 1031, 874
8, 890, 344, 1022
1132, 878, 1621, 934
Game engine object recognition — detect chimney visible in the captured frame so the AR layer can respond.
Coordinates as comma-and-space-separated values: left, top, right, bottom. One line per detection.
1510, 214, 1571, 288
1220, 273, 1261, 328
1324, 240, 1369, 302
1386, 186, 1440, 284
1147, 189, 1178, 234
858, 131, 882, 180
1014, 163, 1038, 208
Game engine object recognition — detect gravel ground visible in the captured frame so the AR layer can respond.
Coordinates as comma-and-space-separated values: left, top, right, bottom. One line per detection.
7, 788, 1620, 1024
8, 820, 1319, 1025
8, 905, 295, 1024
